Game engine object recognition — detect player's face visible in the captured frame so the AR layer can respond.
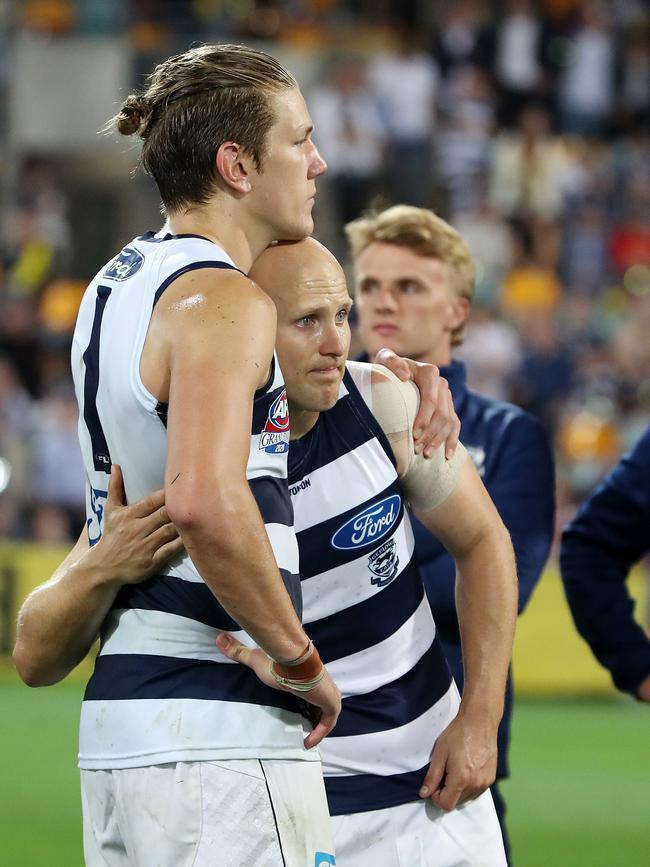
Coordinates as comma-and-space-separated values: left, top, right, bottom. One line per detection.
275, 275, 352, 418
249, 87, 327, 241
354, 242, 467, 366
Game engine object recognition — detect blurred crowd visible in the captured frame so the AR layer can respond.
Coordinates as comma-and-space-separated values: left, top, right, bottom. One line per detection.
1, 0, 649, 543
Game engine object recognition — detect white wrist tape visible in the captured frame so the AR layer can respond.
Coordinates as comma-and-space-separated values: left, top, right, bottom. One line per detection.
370, 365, 466, 513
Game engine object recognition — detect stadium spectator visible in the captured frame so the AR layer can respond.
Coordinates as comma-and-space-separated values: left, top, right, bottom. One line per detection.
369, 25, 439, 207
28, 383, 85, 537
451, 198, 515, 303
511, 315, 575, 434
436, 66, 495, 215
557, 1, 617, 137
560, 425, 650, 701
488, 103, 569, 222
433, 1, 491, 82
456, 303, 523, 402
309, 56, 385, 244
491, 0, 548, 128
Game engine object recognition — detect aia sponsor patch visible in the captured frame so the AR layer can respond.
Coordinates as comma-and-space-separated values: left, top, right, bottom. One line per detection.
259, 389, 290, 454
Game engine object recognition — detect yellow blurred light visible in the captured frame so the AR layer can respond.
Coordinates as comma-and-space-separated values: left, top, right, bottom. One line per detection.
623, 264, 650, 297
559, 411, 620, 461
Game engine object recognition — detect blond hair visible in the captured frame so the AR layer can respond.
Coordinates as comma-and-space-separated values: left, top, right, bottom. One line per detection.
110, 44, 297, 212
346, 205, 475, 346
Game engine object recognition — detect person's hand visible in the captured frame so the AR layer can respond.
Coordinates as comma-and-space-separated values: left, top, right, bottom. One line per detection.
90, 464, 184, 585
637, 672, 650, 702
419, 713, 498, 811
374, 348, 460, 460
215, 633, 341, 749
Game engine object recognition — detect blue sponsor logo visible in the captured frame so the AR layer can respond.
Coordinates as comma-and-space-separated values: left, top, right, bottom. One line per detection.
315, 854, 336, 867
331, 494, 401, 551
103, 247, 144, 282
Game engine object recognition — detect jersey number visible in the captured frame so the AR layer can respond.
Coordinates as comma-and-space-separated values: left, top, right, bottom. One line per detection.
82, 284, 113, 471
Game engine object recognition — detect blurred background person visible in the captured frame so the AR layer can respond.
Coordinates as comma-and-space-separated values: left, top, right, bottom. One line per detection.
368, 23, 439, 207
309, 55, 386, 255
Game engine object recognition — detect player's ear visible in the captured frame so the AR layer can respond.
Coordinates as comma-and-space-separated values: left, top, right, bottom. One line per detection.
448, 295, 470, 331
215, 142, 252, 194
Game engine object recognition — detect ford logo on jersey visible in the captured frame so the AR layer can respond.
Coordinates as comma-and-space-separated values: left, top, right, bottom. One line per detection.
259, 389, 290, 454
103, 247, 144, 281
331, 494, 401, 550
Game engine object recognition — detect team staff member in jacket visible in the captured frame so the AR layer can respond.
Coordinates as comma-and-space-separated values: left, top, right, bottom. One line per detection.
347, 205, 555, 863
561, 426, 650, 701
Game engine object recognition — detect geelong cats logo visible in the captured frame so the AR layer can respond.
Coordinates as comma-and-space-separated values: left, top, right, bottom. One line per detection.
259, 390, 289, 454
331, 495, 401, 550
368, 538, 400, 587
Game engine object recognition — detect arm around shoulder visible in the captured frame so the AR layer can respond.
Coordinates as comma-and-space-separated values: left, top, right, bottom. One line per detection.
13, 467, 182, 687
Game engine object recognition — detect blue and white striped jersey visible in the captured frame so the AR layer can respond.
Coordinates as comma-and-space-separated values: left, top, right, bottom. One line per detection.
289, 364, 460, 815
71, 232, 310, 769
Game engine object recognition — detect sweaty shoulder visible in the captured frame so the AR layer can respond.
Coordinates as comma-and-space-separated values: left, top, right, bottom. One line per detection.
145, 268, 276, 396
158, 267, 274, 322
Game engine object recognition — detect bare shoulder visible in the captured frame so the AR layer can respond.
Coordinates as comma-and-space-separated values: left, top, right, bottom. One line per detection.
158, 267, 275, 324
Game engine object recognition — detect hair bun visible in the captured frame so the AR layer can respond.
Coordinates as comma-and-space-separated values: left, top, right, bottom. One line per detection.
116, 94, 151, 136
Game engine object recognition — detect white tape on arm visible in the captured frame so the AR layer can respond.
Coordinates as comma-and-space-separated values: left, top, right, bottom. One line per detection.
370, 365, 467, 512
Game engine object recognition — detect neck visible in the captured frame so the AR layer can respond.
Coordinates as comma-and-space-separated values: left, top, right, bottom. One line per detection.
288, 403, 320, 440
167, 198, 275, 274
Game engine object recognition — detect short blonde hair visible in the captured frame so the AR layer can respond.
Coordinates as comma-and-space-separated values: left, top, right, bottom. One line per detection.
345, 206, 475, 347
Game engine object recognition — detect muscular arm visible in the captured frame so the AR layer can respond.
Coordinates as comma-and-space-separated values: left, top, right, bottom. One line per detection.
560, 427, 650, 699
367, 365, 517, 809
13, 467, 181, 686
160, 270, 310, 662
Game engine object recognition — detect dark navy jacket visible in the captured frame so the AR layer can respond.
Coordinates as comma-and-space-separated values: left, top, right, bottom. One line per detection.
412, 360, 555, 779
560, 426, 650, 696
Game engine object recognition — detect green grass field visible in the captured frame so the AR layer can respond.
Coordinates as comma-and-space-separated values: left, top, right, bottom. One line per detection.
1, 677, 648, 866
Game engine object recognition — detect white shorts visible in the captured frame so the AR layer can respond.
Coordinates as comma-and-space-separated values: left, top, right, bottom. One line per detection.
81, 758, 335, 867
331, 790, 507, 867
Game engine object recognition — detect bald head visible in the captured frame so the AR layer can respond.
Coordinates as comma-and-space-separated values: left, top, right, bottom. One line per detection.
250, 237, 353, 437
250, 237, 344, 309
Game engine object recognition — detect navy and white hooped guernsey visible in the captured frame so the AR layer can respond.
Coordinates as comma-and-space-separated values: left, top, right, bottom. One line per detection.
71, 232, 309, 770
289, 363, 460, 816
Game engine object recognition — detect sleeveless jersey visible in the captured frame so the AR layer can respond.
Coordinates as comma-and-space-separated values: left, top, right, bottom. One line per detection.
71, 231, 310, 769
288, 365, 460, 815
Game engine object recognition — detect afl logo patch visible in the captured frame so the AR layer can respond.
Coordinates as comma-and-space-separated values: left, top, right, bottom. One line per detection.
103, 247, 144, 282
259, 389, 290, 454
368, 538, 400, 587
331, 494, 401, 550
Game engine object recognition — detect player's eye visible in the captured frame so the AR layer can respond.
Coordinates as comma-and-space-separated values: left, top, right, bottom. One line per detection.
358, 281, 376, 294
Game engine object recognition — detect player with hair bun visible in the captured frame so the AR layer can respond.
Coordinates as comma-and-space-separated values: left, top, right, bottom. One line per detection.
17, 42, 340, 867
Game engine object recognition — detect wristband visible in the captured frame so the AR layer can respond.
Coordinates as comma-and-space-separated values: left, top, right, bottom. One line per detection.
269, 641, 325, 691
270, 640, 323, 681
269, 662, 327, 693
275, 639, 314, 669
